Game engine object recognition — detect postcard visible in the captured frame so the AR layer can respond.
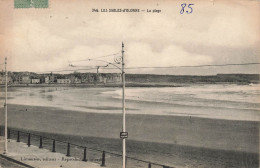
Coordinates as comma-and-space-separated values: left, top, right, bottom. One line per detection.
0, 0, 259, 168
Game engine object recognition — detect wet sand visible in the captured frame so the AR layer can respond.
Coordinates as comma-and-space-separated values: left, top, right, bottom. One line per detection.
0, 104, 259, 167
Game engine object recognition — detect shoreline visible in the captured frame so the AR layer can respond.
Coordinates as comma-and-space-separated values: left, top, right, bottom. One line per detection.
1, 82, 183, 88
0, 81, 257, 88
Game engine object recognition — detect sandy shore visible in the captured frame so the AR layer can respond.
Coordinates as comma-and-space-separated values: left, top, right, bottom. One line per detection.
0, 104, 259, 167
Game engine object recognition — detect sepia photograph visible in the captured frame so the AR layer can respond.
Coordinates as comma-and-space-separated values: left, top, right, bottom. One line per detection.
0, 0, 259, 168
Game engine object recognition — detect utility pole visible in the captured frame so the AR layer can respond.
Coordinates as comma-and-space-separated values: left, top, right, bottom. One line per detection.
4, 57, 7, 154
83, 43, 126, 167
96, 66, 100, 84
122, 42, 126, 168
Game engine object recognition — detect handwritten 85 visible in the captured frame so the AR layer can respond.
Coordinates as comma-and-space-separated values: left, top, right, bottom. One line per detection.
180, 3, 194, 14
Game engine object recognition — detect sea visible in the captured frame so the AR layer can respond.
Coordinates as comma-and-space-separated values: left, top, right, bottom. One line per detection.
3, 83, 260, 121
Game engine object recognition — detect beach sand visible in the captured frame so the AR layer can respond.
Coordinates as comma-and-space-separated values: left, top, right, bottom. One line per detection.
0, 104, 259, 168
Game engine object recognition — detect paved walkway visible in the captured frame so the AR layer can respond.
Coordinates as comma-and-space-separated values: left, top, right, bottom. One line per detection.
0, 137, 101, 168
0, 156, 27, 168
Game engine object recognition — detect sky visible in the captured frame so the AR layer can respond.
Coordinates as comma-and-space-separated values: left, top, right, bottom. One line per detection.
0, 0, 259, 75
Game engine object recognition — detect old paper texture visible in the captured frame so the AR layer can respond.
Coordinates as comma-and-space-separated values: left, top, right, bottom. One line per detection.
0, 0, 259, 168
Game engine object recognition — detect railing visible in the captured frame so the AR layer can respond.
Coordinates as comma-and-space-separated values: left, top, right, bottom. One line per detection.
0, 127, 174, 168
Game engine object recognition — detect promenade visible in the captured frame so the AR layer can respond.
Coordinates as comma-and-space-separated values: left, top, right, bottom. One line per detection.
0, 137, 102, 168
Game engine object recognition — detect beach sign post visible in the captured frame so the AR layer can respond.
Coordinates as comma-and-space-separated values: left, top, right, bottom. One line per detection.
120, 132, 128, 139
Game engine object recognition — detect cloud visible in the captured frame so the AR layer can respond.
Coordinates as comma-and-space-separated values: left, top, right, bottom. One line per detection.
126, 42, 212, 67
1, 0, 259, 75
9, 19, 70, 71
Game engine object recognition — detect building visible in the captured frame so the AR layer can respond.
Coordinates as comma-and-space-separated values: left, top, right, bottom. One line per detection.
0, 75, 12, 85
57, 79, 71, 84
81, 74, 91, 83
13, 76, 22, 84
80, 73, 121, 84
74, 77, 81, 84
81, 77, 88, 83
45, 76, 50, 84
105, 73, 122, 83
46, 73, 56, 83
89, 75, 95, 83
98, 75, 104, 83
69, 75, 81, 84
32, 79, 40, 84
22, 75, 31, 84
50, 75, 55, 83
81, 74, 95, 83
